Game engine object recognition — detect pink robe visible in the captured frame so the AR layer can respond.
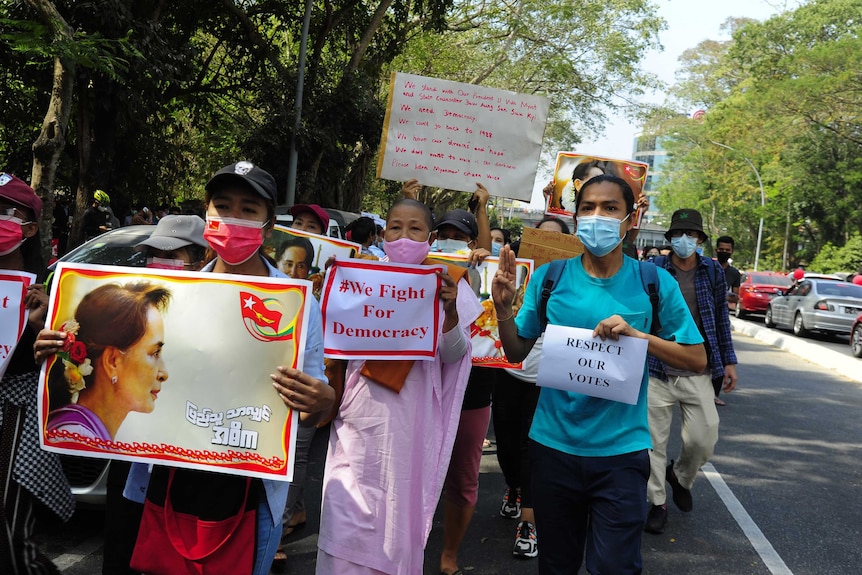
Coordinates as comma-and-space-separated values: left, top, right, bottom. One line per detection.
317, 279, 480, 574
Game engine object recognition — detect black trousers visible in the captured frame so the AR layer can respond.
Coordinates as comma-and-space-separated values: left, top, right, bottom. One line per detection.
491, 369, 540, 508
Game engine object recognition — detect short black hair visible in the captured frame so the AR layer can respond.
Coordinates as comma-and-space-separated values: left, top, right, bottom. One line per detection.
716, 235, 735, 248
490, 226, 511, 244
576, 174, 636, 216
535, 216, 570, 235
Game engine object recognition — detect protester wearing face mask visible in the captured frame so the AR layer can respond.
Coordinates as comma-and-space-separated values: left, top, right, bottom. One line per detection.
714, 235, 740, 406
81, 189, 114, 240
0, 172, 74, 573
492, 174, 706, 574
134, 214, 207, 271
316, 198, 479, 574
643, 209, 738, 535
490, 227, 510, 257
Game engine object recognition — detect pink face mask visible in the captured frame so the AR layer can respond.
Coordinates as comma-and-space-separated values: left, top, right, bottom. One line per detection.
0, 216, 25, 257
383, 237, 430, 265
146, 257, 185, 270
203, 216, 265, 265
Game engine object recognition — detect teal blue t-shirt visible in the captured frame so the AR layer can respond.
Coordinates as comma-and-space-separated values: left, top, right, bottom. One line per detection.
516, 256, 702, 457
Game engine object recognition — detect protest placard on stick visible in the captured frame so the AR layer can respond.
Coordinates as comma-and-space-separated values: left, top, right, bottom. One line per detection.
376, 72, 549, 201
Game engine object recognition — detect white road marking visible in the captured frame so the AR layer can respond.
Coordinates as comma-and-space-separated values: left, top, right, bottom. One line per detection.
54, 534, 103, 571
702, 462, 794, 575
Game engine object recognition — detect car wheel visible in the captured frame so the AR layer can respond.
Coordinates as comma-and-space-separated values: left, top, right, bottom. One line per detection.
734, 305, 746, 319
792, 312, 809, 337
764, 306, 776, 328
852, 325, 862, 358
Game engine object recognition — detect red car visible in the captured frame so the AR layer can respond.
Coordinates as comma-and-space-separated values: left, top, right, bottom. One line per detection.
851, 313, 862, 357
736, 271, 793, 319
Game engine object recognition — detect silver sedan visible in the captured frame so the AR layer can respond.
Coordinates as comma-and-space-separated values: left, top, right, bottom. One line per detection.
765, 279, 862, 337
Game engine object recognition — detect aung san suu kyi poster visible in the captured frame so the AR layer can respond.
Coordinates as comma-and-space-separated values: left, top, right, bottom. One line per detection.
38, 263, 314, 482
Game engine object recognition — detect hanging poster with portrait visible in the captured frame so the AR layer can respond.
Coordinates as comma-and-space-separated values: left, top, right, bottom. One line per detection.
423, 253, 533, 368
546, 152, 649, 227
263, 225, 361, 300
38, 263, 314, 482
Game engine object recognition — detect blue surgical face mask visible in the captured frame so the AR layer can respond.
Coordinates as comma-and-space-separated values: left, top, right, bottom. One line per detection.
576, 214, 627, 257
432, 238, 470, 254
491, 242, 502, 256
671, 235, 699, 259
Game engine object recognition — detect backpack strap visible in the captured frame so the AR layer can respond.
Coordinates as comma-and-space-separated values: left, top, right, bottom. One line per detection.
638, 261, 661, 335
539, 259, 567, 331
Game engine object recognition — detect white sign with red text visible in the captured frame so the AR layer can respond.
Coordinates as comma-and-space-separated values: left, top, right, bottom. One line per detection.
0, 270, 35, 379
537, 325, 648, 405
320, 259, 443, 360
376, 72, 549, 200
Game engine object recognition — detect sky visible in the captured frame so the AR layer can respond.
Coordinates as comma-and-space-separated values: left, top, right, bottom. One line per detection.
525, 0, 798, 208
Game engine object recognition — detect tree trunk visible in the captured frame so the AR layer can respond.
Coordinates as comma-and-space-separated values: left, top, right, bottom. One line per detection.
69, 78, 93, 248
26, 0, 75, 262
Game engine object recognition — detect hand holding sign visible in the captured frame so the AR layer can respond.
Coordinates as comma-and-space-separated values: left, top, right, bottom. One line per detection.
593, 314, 647, 341
437, 269, 460, 332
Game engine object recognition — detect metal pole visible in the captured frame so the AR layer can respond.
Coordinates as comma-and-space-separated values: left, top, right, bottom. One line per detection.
710, 141, 765, 271
286, 0, 313, 207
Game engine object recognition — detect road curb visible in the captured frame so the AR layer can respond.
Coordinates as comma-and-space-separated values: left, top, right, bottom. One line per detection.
730, 317, 862, 384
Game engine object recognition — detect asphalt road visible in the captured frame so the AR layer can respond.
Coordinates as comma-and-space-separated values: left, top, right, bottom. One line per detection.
36, 325, 862, 575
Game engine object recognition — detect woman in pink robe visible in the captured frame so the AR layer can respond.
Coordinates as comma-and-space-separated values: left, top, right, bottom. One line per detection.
316, 199, 481, 574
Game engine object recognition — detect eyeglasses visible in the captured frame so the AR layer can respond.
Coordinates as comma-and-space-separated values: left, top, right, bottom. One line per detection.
668, 230, 700, 239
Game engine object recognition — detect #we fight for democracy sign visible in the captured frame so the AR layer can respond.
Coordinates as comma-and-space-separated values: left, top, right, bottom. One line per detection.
320, 259, 443, 360
537, 325, 648, 405
376, 72, 549, 201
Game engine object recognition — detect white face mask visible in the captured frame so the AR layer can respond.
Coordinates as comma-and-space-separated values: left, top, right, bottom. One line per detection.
432, 239, 470, 254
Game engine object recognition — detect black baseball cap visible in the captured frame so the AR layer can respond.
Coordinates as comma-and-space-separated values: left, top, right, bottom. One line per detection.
434, 209, 479, 239
205, 161, 277, 204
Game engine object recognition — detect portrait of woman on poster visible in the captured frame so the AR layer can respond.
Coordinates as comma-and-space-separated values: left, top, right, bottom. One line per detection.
548, 157, 615, 212
46, 281, 171, 442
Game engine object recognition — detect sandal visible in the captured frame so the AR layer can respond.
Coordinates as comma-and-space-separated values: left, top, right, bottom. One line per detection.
714, 397, 726, 406
271, 549, 288, 573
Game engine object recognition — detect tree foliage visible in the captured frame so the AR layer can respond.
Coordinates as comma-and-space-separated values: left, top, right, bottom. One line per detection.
648, 0, 862, 272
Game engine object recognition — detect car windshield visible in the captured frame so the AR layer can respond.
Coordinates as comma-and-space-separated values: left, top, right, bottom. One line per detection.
815, 281, 862, 298
58, 228, 152, 267
749, 273, 792, 287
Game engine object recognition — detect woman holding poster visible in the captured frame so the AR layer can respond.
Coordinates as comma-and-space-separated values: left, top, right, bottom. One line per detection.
316, 198, 480, 575
492, 174, 706, 575
0, 173, 73, 573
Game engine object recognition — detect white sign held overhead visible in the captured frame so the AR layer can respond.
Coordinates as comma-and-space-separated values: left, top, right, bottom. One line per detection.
377, 72, 549, 201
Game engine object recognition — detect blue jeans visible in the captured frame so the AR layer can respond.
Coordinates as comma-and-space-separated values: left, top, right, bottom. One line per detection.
530, 441, 649, 575
253, 493, 281, 575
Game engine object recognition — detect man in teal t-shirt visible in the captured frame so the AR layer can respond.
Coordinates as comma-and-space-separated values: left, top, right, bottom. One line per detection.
492, 174, 705, 575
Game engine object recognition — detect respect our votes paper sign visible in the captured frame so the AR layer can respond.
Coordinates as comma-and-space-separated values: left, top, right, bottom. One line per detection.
537, 325, 648, 405
320, 259, 443, 360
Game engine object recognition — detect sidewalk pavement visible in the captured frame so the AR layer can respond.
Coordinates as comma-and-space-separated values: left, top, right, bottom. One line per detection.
730, 317, 862, 384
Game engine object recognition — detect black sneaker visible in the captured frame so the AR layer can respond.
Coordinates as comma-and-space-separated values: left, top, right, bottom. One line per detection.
666, 461, 693, 512
644, 504, 668, 534
513, 520, 538, 558
500, 487, 521, 519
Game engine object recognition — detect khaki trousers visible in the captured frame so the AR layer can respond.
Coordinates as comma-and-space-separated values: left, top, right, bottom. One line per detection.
647, 374, 719, 506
